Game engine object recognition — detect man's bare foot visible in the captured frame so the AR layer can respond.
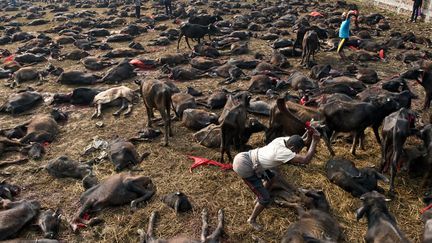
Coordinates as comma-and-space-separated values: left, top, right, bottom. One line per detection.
247, 218, 263, 231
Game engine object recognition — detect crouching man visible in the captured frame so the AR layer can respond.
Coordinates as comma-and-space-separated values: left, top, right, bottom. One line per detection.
233, 128, 321, 231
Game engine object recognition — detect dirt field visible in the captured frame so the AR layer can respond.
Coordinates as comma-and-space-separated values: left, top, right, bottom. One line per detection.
1, 0, 432, 242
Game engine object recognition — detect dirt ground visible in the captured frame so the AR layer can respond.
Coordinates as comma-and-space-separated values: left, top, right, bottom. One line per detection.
1, 0, 432, 242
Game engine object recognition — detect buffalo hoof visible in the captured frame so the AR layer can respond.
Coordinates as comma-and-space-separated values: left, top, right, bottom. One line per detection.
130, 201, 139, 212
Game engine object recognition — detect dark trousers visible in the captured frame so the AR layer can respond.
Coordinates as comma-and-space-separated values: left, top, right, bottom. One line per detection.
164, 3, 172, 15
135, 6, 140, 19
411, 3, 421, 21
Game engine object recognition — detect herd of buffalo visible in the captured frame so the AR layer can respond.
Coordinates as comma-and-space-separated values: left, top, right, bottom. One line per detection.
1, 0, 432, 242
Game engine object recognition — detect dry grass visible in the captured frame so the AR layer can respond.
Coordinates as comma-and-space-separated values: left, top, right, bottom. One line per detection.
1, 0, 432, 242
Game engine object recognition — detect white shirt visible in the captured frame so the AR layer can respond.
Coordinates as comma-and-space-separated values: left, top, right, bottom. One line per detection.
249, 136, 296, 170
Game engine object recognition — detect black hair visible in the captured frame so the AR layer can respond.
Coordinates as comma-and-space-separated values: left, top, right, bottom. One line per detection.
285, 135, 305, 151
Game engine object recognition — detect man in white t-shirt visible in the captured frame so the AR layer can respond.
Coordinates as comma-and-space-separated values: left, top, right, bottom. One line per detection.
233, 128, 321, 231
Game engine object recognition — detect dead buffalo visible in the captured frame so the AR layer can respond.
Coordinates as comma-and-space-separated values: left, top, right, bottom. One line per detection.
57, 71, 100, 85
0, 181, 20, 200
17, 111, 63, 144
59, 50, 89, 61
14, 53, 46, 65
45, 156, 95, 189
171, 93, 197, 118
72, 173, 155, 231
196, 89, 228, 109
158, 53, 189, 66
10, 67, 43, 88
102, 48, 143, 58
248, 100, 271, 116
281, 189, 341, 243
138, 209, 224, 243
91, 86, 136, 118
288, 71, 318, 91
108, 138, 149, 171
0, 199, 41, 240
82, 57, 115, 71
0, 91, 42, 115
106, 34, 133, 42
52, 88, 101, 106
182, 108, 219, 131
101, 59, 136, 84
248, 75, 276, 94
161, 192, 192, 213
356, 191, 410, 242
37, 209, 61, 239
422, 194, 432, 242
326, 158, 388, 197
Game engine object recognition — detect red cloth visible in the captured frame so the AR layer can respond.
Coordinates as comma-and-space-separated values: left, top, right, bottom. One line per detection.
348, 46, 358, 51
129, 59, 156, 70
421, 204, 432, 214
379, 49, 385, 59
189, 156, 233, 172
310, 11, 323, 17
4, 55, 15, 63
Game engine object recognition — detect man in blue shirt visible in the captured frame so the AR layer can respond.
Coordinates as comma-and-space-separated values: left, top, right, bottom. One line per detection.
337, 11, 357, 61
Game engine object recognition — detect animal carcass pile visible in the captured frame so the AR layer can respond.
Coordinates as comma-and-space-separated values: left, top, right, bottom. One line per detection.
0, 0, 431, 242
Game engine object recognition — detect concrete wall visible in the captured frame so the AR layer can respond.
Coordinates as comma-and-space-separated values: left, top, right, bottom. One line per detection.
365, 0, 432, 22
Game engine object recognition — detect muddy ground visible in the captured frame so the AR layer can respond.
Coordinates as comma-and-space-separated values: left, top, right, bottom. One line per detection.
1, 0, 432, 242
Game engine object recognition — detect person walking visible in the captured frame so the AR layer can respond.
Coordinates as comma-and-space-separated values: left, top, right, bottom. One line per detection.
233, 128, 321, 231
135, 0, 141, 19
411, 0, 423, 22
164, 0, 172, 16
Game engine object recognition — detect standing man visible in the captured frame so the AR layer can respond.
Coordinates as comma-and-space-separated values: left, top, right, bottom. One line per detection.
233, 128, 321, 231
164, 0, 172, 16
411, 0, 423, 22
337, 11, 357, 61
135, 0, 141, 19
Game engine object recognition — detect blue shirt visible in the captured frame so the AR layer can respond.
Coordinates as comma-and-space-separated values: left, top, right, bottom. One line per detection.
339, 19, 350, 38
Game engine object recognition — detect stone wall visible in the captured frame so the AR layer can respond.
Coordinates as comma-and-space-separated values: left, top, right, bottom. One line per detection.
364, 0, 432, 22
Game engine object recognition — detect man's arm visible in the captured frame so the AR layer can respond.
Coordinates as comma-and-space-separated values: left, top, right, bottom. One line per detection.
289, 135, 319, 165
